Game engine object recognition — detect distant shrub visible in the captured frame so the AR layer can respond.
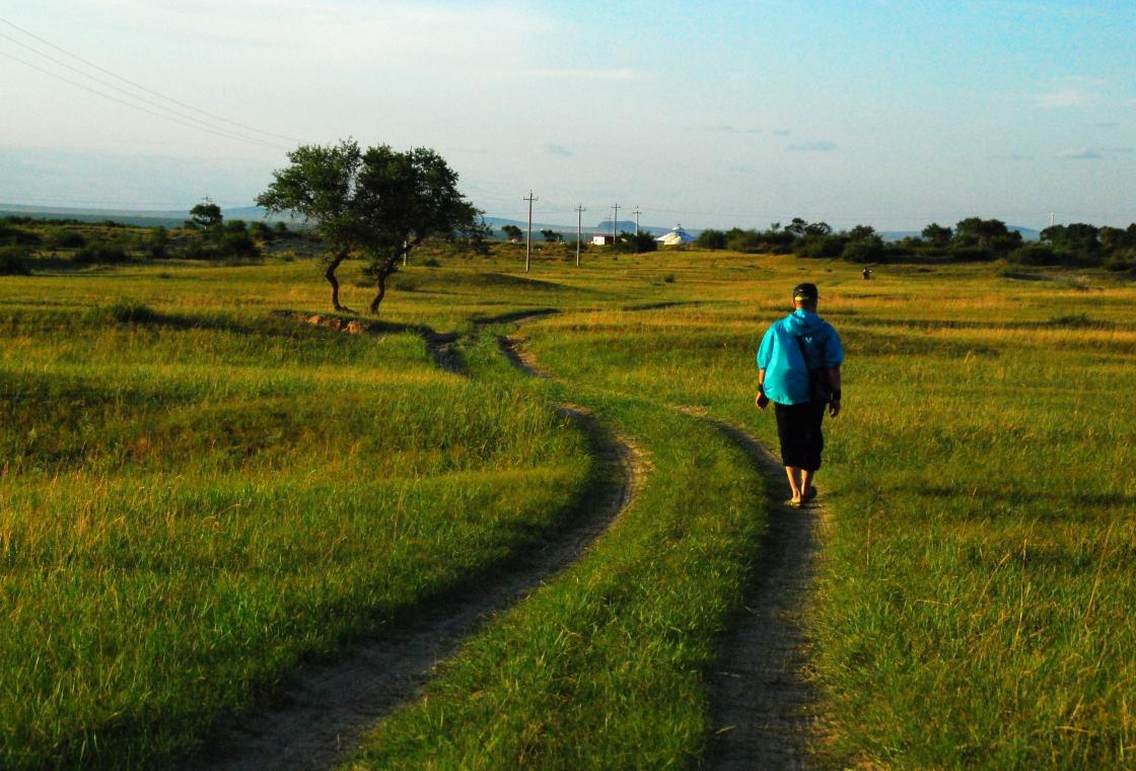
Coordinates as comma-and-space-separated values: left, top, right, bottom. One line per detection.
220, 231, 258, 258
841, 239, 886, 263
422, 257, 441, 268
1105, 248, 1136, 273
0, 245, 32, 275
148, 227, 169, 259
947, 245, 995, 262
0, 223, 41, 246
73, 242, 130, 265
1009, 244, 1060, 266
794, 234, 846, 259
49, 229, 87, 249
696, 229, 727, 250
663, 273, 676, 283
108, 300, 157, 323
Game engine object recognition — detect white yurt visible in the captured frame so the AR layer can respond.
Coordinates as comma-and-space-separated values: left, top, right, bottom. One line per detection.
656, 224, 695, 246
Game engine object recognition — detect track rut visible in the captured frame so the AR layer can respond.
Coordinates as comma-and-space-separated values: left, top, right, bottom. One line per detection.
179, 313, 641, 771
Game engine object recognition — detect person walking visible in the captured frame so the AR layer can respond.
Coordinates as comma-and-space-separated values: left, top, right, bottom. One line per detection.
755, 283, 844, 506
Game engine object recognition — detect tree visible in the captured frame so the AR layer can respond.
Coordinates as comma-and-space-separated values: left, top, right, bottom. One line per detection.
847, 225, 876, 241
785, 217, 809, 236
501, 224, 523, 241
696, 229, 727, 250
922, 223, 953, 246
618, 230, 658, 253
187, 202, 222, 230
257, 139, 365, 311
804, 221, 832, 237
954, 218, 1021, 252
353, 145, 480, 314
541, 229, 563, 243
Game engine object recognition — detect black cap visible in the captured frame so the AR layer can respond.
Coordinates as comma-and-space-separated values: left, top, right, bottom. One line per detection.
792, 283, 818, 302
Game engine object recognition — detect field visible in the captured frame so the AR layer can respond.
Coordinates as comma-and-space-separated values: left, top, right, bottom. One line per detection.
2, 233, 1135, 769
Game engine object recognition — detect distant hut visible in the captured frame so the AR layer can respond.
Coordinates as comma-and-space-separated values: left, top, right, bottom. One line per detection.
591, 233, 616, 246
655, 224, 695, 246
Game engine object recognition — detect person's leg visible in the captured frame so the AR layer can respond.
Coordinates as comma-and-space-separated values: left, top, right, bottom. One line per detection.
774, 403, 804, 503
800, 468, 815, 501
800, 402, 826, 502
784, 466, 802, 502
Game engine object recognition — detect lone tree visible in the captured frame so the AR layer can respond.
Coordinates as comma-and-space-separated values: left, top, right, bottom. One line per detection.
354, 144, 480, 314
257, 139, 365, 311
186, 202, 223, 230
501, 224, 523, 241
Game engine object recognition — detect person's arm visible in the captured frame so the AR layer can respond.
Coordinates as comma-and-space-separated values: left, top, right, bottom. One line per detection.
827, 365, 842, 417
756, 368, 769, 409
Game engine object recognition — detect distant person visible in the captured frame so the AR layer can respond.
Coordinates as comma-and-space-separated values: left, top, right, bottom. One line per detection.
861, 267, 872, 280
755, 283, 844, 506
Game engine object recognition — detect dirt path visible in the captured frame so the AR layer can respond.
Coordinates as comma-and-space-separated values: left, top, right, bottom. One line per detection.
180, 315, 642, 771
696, 416, 822, 770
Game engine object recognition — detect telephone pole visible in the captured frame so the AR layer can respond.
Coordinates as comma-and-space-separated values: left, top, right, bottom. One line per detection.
610, 202, 620, 246
524, 190, 538, 273
575, 204, 586, 267
633, 206, 642, 236
1049, 211, 1056, 228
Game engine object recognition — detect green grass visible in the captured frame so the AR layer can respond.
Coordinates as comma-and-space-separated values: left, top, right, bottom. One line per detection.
3, 229, 1136, 768
347, 375, 765, 769
0, 296, 594, 767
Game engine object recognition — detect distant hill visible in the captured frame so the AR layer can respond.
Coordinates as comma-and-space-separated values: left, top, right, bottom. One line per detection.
0, 203, 295, 227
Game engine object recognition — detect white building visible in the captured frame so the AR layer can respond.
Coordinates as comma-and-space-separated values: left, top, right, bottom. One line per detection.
656, 224, 695, 246
591, 233, 615, 246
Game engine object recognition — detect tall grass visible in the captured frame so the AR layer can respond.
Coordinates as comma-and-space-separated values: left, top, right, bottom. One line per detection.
0, 300, 592, 767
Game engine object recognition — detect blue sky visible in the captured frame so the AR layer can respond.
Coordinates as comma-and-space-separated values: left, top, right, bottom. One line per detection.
1, 0, 1133, 229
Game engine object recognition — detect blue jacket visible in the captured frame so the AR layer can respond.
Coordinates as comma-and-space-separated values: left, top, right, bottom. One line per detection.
756, 309, 844, 405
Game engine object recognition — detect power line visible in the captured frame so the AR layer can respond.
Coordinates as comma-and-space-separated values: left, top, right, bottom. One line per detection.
0, 50, 288, 151
0, 15, 300, 144
0, 29, 290, 148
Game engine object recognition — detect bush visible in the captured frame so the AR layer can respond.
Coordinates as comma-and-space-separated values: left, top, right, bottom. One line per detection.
0, 245, 32, 275
696, 229, 727, 250
107, 300, 158, 323
1105, 248, 1136, 273
947, 245, 995, 262
0, 224, 41, 246
841, 239, 885, 263
49, 229, 87, 249
794, 234, 846, 259
73, 242, 130, 264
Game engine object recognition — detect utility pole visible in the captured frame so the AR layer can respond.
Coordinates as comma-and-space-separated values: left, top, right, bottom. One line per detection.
610, 202, 620, 247
524, 190, 538, 273
1049, 211, 1056, 228
575, 204, 586, 267
633, 206, 642, 236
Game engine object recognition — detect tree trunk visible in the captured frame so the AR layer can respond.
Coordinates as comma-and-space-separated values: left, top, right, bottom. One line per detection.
370, 270, 388, 315
325, 249, 348, 311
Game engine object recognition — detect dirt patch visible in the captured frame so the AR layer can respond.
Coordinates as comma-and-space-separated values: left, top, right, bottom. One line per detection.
498, 334, 554, 379
696, 416, 823, 770
273, 310, 465, 374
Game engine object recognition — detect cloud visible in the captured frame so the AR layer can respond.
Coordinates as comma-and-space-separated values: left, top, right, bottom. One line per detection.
704, 124, 762, 135
773, 129, 792, 136
1032, 77, 1106, 109
544, 143, 573, 158
1060, 147, 1102, 160
527, 68, 645, 81
991, 153, 1033, 161
786, 140, 837, 152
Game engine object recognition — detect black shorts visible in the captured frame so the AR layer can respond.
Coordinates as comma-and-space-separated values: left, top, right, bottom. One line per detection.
774, 401, 826, 471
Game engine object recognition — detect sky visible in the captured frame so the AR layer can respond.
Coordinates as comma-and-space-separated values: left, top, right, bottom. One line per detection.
1, 0, 1134, 230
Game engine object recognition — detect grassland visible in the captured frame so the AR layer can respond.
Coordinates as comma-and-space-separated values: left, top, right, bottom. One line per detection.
2, 232, 1135, 768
